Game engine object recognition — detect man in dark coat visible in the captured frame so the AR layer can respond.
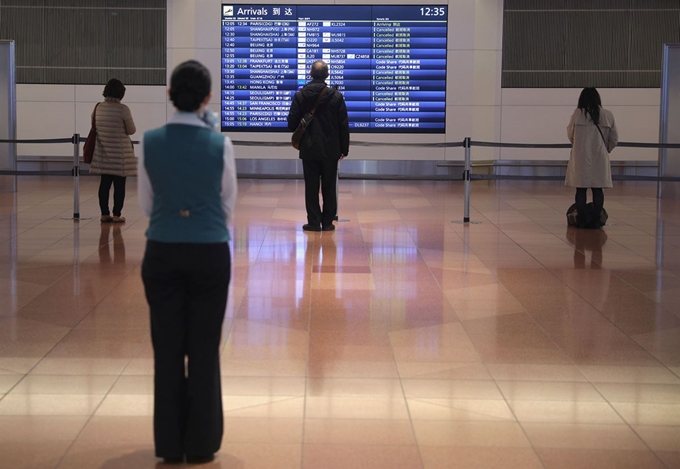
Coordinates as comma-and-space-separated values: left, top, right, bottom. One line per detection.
287, 60, 350, 231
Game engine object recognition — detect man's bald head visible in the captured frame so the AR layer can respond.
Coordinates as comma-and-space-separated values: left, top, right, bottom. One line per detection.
310, 60, 329, 80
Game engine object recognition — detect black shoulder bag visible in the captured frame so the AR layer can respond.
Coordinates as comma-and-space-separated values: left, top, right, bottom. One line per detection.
291, 86, 329, 150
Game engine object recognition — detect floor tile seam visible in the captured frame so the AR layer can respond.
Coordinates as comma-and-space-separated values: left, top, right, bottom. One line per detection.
390, 222, 559, 462
524, 371, 674, 467
0, 365, 23, 374
524, 264, 676, 371
303, 442, 423, 449
52, 261, 145, 341
8, 332, 128, 400
6, 372, 119, 396
385, 302, 466, 469
13, 271, 141, 336
474, 218, 676, 374
496, 381, 641, 406
406, 397, 518, 423
219, 317, 237, 356
413, 243, 458, 295
598, 403, 676, 468
441, 222, 601, 384
19, 211, 97, 259
479, 283, 676, 435
224, 395, 303, 409
490, 381, 547, 468
0, 216, 61, 244
301, 232, 318, 469
50, 392, 108, 469
23, 338, 139, 411
445, 215, 536, 299
604, 271, 680, 320
7, 249, 81, 300
513, 209, 645, 258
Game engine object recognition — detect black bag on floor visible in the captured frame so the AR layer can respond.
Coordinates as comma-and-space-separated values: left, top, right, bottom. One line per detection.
566, 202, 608, 228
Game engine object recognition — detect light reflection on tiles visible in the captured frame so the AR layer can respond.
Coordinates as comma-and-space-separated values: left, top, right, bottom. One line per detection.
0, 178, 679, 468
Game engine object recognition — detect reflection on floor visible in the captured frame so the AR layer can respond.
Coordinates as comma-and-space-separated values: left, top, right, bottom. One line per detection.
1, 177, 680, 469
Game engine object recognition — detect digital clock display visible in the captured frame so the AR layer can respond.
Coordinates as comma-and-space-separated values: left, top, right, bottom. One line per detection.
420, 7, 446, 16
221, 4, 448, 133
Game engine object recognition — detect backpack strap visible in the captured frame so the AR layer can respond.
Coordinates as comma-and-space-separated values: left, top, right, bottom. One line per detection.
594, 122, 608, 150
309, 86, 329, 117
586, 109, 609, 151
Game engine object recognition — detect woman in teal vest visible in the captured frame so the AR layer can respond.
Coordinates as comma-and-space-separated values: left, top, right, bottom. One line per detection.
138, 60, 237, 465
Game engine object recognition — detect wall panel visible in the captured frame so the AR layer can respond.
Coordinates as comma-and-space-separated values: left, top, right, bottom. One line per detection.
502, 1, 680, 88
0, 0, 166, 85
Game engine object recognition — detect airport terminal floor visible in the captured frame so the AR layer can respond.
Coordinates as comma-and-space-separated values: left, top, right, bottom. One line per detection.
1, 176, 679, 469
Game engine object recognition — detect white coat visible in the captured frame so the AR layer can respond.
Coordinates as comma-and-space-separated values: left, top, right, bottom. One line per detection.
565, 108, 618, 188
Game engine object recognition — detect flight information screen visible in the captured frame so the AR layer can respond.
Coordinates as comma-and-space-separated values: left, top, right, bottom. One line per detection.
220, 4, 448, 133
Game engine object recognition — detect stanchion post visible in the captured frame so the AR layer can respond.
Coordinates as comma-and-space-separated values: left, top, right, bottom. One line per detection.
463, 137, 471, 223
72, 133, 80, 220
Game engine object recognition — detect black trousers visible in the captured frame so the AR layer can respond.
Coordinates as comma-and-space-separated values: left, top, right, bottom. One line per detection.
98, 174, 126, 216
575, 187, 604, 227
302, 159, 338, 228
141, 240, 231, 459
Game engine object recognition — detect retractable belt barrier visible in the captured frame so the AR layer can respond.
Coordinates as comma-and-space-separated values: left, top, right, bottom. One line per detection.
1, 134, 679, 223
470, 140, 680, 149
458, 139, 680, 224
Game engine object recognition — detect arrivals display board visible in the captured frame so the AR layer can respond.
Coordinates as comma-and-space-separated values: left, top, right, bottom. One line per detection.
221, 5, 448, 133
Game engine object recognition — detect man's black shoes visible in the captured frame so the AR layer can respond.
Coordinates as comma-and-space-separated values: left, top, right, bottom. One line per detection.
303, 223, 335, 232
186, 454, 215, 464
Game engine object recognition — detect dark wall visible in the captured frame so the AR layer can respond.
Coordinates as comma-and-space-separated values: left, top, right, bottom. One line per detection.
0, 0, 166, 85
502, 0, 680, 88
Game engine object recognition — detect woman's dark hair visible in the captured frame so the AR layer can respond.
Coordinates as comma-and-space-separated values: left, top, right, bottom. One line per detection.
103, 79, 126, 100
169, 60, 211, 112
578, 87, 602, 125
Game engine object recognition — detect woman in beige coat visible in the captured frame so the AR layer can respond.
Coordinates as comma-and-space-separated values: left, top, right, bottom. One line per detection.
565, 87, 618, 228
89, 79, 136, 223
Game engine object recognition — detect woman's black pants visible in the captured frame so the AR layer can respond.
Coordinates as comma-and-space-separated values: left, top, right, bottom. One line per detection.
98, 175, 126, 216
141, 240, 231, 459
575, 187, 604, 226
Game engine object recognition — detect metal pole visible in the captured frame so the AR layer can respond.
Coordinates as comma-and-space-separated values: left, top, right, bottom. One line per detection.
73, 216, 80, 295
464, 137, 471, 223
72, 133, 80, 220
0, 41, 17, 192
334, 161, 339, 221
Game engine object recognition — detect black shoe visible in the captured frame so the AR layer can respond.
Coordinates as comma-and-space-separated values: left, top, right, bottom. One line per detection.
321, 224, 335, 231
162, 456, 184, 464
302, 224, 321, 232
186, 454, 215, 464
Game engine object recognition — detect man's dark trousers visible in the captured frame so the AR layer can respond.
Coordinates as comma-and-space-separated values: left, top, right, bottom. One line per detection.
303, 158, 338, 228
141, 240, 230, 459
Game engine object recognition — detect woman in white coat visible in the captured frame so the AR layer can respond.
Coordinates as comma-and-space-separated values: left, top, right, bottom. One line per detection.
565, 87, 618, 228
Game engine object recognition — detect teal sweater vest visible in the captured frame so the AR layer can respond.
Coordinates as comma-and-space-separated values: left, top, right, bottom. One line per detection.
143, 124, 230, 243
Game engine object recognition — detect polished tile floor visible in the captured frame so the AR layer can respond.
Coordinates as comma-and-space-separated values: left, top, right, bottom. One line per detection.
1, 176, 680, 469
